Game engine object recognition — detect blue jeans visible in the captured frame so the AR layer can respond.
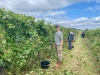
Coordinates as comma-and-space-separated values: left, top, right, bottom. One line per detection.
68, 41, 72, 50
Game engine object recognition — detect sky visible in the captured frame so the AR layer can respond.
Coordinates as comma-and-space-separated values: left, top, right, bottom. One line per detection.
0, 0, 100, 30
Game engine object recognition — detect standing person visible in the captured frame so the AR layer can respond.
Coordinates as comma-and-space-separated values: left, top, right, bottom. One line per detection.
81, 31, 85, 38
54, 24, 63, 68
68, 30, 73, 50
71, 31, 74, 41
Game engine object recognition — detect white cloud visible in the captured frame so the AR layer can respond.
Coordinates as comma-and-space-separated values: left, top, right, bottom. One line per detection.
73, 17, 88, 23
1, 0, 67, 12
44, 10, 66, 17
94, 5, 100, 10
85, 5, 100, 11
85, 7, 95, 12
43, 18, 56, 23
53, 16, 100, 29
96, 0, 100, 3
0, 0, 93, 12
92, 16, 100, 23
0, 2, 3, 7
21, 12, 44, 18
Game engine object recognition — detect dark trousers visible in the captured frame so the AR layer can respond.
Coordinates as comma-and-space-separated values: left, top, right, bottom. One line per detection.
68, 41, 72, 50
82, 34, 85, 38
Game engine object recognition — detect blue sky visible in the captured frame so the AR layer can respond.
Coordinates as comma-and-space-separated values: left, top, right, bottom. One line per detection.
0, 0, 100, 30
65, 1, 100, 19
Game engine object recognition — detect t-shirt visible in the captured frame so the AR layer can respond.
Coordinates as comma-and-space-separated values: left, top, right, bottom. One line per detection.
55, 30, 63, 46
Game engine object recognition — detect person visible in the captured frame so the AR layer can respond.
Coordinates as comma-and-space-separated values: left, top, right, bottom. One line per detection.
71, 31, 74, 41
54, 24, 63, 68
68, 30, 73, 50
81, 31, 85, 38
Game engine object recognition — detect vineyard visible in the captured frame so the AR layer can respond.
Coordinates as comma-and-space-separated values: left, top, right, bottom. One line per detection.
84, 29, 100, 72
0, 8, 100, 75
0, 8, 78, 75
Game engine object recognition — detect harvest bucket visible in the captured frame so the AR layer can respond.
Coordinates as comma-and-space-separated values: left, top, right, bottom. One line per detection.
41, 60, 50, 69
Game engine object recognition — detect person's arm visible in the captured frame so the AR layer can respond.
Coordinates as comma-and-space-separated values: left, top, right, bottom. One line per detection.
59, 32, 63, 51
59, 39, 63, 51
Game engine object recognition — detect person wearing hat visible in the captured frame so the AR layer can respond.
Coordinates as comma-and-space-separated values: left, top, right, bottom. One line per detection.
54, 24, 63, 68
68, 30, 74, 50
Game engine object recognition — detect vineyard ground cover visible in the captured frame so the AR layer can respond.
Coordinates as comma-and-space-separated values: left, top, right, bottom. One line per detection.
24, 31, 99, 75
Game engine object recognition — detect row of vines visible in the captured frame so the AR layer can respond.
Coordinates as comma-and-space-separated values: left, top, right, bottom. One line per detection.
85, 29, 100, 72
0, 8, 78, 75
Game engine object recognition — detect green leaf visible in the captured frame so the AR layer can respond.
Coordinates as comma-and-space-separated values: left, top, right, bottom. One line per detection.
0, 59, 3, 66
7, 58, 11, 62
